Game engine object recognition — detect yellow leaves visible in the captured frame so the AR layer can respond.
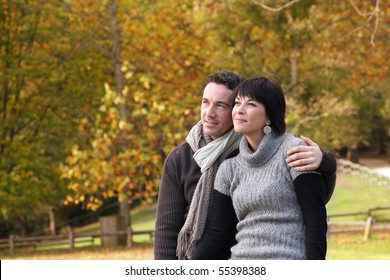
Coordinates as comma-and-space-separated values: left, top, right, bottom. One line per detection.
184, 59, 192, 66
118, 120, 127, 130
152, 101, 165, 112
118, 177, 130, 193
133, 90, 144, 102
141, 108, 148, 115
64, 195, 74, 205
144, 167, 151, 176
125, 72, 134, 79
140, 75, 151, 89
87, 196, 103, 211
105, 189, 116, 198
174, 132, 184, 141
99, 104, 107, 113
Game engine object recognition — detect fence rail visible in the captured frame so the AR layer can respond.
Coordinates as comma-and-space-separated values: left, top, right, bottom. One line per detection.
327, 206, 390, 240
0, 228, 154, 255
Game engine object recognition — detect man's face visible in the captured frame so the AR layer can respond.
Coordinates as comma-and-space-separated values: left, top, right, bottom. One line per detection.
201, 82, 235, 140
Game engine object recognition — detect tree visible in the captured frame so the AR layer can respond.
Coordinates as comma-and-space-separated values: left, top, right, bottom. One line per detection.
195, 0, 389, 160
61, 0, 212, 220
0, 0, 115, 235
0, 0, 72, 235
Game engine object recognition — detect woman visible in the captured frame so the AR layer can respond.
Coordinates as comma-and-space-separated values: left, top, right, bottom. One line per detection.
191, 77, 328, 260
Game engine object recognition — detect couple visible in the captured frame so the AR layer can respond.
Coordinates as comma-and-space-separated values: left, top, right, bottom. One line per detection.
154, 70, 336, 260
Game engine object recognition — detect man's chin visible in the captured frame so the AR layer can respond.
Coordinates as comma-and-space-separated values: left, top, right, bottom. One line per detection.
203, 128, 219, 139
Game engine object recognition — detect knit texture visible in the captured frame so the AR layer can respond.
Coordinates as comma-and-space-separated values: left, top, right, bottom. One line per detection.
215, 132, 317, 260
154, 130, 335, 260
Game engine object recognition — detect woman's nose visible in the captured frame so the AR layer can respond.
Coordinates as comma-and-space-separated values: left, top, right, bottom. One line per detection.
236, 104, 245, 114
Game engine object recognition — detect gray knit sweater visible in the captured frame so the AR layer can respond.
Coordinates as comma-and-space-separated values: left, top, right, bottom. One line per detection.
212, 132, 326, 260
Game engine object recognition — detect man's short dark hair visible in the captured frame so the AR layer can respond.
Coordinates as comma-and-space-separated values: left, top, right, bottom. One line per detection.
204, 70, 245, 91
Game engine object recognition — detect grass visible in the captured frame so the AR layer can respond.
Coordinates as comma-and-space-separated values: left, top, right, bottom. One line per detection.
326, 173, 390, 221
2, 172, 390, 260
327, 232, 390, 260
324, 172, 390, 259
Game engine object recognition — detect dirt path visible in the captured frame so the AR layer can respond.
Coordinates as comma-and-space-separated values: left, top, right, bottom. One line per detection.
358, 156, 390, 179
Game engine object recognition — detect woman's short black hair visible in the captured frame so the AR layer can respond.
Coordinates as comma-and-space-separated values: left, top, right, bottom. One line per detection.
233, 77, 286, 136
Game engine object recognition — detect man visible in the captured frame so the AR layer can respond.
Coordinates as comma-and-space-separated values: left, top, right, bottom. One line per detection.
154, 70, 336, 260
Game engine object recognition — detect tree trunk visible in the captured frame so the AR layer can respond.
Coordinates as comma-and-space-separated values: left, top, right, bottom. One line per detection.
286, 47, 298, 94
49, 207, 56, 235
377, 126, 387, 155
347, 144, 359, 163
108, 0, 130, 229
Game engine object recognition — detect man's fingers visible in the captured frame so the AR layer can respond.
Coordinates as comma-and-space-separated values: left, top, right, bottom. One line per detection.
287, 145, 310, 155
292, 164, 315, 172
300, 135, 317, 147
286, 151, 313, 163
288, 158, 313, 167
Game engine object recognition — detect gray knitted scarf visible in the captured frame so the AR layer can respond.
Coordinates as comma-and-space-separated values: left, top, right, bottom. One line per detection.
176, 121, 241, 260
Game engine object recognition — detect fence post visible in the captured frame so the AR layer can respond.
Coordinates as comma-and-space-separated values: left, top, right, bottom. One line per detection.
127, 226, 133, 248
69, 228, 75, 250
363, 216, 374, 241
9, 235, 14, 255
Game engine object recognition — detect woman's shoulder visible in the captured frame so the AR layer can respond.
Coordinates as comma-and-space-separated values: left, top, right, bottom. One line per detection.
219, 156, 238, 173
281, 133, 307, 150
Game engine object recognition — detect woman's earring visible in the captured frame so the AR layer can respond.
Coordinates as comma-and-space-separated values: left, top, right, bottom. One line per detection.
263, 125, 272, 134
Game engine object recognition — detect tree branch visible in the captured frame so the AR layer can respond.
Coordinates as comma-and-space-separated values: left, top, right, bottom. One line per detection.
348, 0, 381, 48
370, 0, 380, 48
251, 0, 301, 12
348, 0, 369, 17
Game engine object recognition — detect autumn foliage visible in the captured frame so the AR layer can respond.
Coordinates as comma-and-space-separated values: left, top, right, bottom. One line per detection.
0, 0, 388, 235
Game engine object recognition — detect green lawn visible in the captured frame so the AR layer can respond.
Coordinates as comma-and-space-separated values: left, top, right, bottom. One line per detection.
326, 173, 390, 221
327, 232, 390, 259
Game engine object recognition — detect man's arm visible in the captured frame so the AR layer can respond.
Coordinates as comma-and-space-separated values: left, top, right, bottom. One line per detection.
154, 155, 186, 260
294, 173, 327, 260
286, 135, 337, 203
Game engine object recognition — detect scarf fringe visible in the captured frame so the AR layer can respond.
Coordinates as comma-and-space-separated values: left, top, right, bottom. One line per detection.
176, 229, 197, 260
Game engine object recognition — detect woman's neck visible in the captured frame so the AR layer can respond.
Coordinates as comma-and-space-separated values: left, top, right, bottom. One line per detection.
245, 132, 265, 152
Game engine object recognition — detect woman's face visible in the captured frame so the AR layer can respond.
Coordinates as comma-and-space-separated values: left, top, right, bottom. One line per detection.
232, 95, 270, 137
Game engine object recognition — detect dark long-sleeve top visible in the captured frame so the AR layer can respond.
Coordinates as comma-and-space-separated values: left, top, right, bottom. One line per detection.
154, 136, 336, 260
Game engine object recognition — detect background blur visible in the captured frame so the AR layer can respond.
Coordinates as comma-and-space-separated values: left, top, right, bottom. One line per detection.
0, 0, 389, 258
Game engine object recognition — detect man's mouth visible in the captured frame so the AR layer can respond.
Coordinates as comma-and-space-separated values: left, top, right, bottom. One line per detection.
204, 119, 219, 126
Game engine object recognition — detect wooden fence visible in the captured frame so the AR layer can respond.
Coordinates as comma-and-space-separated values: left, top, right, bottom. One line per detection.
327, 206, 390, 240
0, 227, 154, 255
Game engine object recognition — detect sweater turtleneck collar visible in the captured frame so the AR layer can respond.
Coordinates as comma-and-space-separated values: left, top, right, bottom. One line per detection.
238, 132, 286, 167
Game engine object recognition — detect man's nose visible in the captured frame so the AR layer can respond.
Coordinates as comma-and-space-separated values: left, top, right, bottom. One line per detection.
206, 105, 216, 117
